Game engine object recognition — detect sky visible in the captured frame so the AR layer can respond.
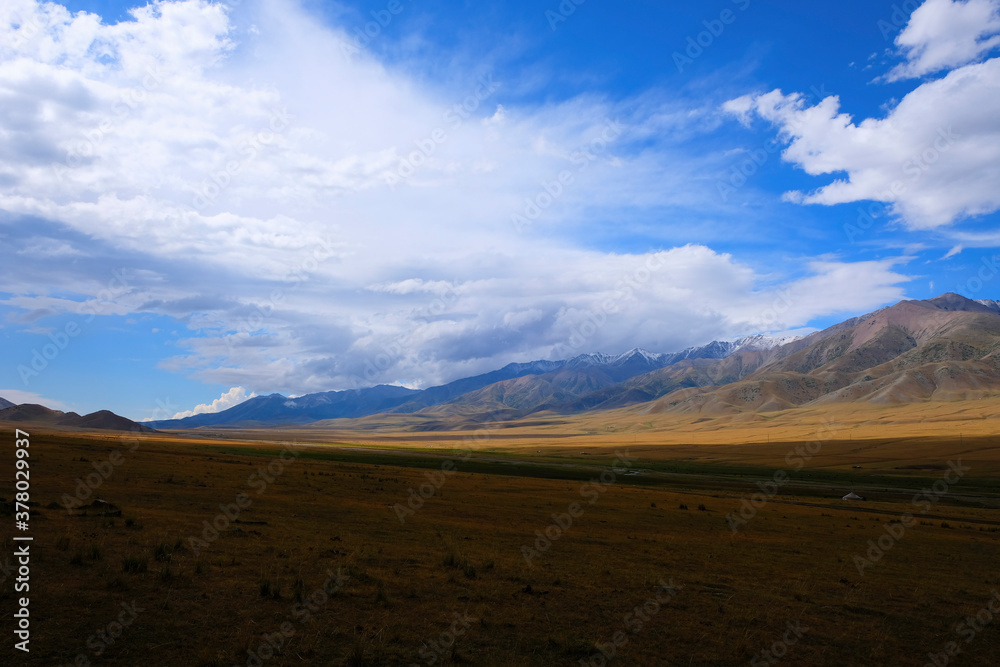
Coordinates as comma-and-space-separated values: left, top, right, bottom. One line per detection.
1, 0, 999, 421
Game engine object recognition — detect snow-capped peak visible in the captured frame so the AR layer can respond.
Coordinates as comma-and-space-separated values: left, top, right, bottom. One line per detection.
566, 348, 669, 369
975, 299, 1000, 314
730, 333, 801, 352
612, 347, 668, 365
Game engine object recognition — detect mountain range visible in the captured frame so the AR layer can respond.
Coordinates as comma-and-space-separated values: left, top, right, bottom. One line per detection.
139, 294, 1000, 429
5, 294, 997, 432
0, 404, 156, 432
144, 333, 797, 428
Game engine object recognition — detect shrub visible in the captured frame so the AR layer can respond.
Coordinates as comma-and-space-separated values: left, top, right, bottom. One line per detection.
122, 555, 147, 574
153, 543, 172, 562
293, 577, 304, 603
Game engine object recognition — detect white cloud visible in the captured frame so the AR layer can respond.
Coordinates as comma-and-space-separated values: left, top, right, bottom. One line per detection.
168, 386, 256, 419
0, 0, 920, 397
720, 94, 755, 127
725, 56, 1000, 228
0, 388, 69, 410
887, 0, 1000, 81
16, 237, 83, 257
368, 279, 457, 296
158, 246, 911, 393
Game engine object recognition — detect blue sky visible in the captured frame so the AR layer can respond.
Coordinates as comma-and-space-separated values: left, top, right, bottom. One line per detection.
1, 0, 999, 420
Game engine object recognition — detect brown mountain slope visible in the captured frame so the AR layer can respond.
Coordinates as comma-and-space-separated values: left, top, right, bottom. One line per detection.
426, 368, 620, 415
417, 340, 817, 420
564, 341, 816, 412
399, 294, 1000, 422
646, 294, 1000, 415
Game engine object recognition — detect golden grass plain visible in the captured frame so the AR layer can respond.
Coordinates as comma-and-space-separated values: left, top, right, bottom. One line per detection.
2, 398, 1000, 666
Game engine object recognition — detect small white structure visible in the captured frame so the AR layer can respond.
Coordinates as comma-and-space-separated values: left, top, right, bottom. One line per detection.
842, 492, 866, 501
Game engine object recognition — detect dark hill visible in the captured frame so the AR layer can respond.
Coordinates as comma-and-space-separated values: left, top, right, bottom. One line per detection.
0, 404, 156, 433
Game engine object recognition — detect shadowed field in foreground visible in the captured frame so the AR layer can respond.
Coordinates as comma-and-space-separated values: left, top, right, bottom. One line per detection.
2, 429, 999, 666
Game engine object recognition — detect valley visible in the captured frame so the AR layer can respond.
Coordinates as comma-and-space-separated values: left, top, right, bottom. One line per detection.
2, 411, 999, 665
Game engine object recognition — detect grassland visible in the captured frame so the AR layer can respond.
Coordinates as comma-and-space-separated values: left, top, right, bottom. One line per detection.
2, 415, 1000, 666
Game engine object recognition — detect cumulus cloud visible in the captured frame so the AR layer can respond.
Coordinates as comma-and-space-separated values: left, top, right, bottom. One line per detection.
724, 25, 1000, 228
168, 386, 256, 419
886, 0, 1000, 81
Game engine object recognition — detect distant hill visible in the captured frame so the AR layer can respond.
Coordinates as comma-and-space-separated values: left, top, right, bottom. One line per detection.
148, 335, 796, 428
147, 384, 421, 429
0, 404, 156, 433
0, 396, 15, 410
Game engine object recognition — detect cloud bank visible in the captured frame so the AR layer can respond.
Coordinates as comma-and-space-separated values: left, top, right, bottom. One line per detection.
0, 0, 917, 402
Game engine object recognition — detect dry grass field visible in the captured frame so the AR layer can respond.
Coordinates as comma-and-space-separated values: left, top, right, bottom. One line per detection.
3, 406, 1000, 666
